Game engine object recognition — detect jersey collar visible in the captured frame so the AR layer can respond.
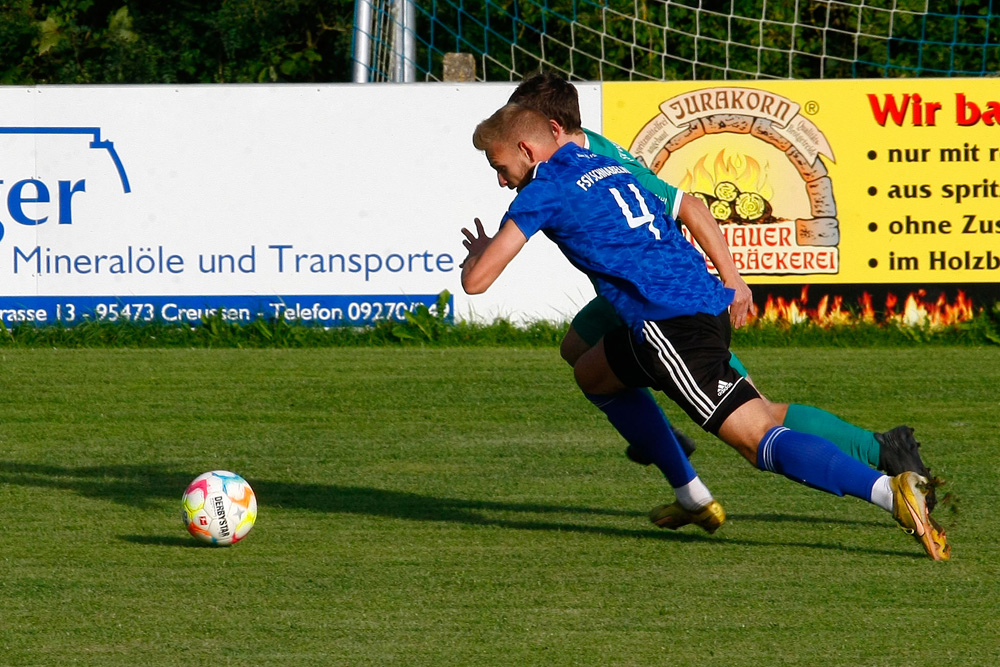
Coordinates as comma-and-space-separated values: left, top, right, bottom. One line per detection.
522, 143, 578, 190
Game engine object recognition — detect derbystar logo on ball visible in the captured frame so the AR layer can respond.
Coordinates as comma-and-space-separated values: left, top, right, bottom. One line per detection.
181, 470, 257, 546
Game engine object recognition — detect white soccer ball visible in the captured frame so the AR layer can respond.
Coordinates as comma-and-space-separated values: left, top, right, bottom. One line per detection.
181, 470, 257, 546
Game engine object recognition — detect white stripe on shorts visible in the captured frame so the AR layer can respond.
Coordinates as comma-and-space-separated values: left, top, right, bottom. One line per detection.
643, 320, 715, 421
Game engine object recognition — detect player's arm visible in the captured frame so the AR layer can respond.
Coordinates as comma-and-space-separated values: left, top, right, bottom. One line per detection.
629, 161, 753, 326
615, 144, 752, 325
460, 217, 528, 294
678, 195, 754, 328
624, 155, 754, 326
584, 131, 752, 324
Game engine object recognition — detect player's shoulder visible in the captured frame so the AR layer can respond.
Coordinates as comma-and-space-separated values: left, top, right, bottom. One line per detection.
527, 146, 624, 204
583, 128, 680, 204
583, 128, 642, 165
540, 143, 614, 176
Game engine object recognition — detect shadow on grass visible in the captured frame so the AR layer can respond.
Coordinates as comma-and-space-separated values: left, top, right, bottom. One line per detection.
0, 459, 643, 518
0, 461, 919, 558
120, 535, 215, 548
729, 512, 885, 528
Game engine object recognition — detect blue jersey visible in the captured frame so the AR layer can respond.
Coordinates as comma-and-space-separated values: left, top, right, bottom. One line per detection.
503, 144, 733, 334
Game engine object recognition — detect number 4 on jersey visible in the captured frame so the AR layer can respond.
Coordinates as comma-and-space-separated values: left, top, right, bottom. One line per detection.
609, 184, 661, 240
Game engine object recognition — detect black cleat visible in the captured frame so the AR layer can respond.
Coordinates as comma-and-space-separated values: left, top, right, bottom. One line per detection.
875, 425, 938, 512
625, 427, 697, 466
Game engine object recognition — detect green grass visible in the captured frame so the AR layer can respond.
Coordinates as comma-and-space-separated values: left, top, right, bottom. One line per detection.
1, 347, 998, 665
1, 292, 999, 349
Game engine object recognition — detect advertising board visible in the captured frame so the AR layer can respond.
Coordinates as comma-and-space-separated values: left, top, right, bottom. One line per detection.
0, 83, 599, 327
603, 79, 1000, 319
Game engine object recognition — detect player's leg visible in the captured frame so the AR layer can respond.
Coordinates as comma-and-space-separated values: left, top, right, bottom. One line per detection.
567, 296, 696, 459
654, 315, 893, 502
615, 313, 947, 559
729, 350, 881, 464
574, 338, 720, 531
563, 296, 620, 366
729, 350, 935, 507
783, 406, 936, 509
559, 325, 592, 367
717, 402, 883, 502
718, 406, 948, 560
784, 404, 933, 483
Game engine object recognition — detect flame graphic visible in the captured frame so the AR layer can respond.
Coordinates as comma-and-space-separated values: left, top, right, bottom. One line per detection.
749, 286, 975, 328
679, 149, 774, 200
885, 289, 976, 328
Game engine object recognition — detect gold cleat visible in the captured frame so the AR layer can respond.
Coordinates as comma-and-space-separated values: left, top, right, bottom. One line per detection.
649, 500, 725, 534
890, 471, 951, 561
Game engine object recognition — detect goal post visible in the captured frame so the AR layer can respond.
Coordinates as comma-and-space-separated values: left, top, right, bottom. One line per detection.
352, 0, 418, 82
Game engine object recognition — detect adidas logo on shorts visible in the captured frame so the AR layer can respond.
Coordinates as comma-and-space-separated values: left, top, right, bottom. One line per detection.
717, 380, 733, 396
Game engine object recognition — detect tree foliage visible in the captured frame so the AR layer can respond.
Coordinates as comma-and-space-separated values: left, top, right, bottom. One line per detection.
3, 1, 997, 85
1, 0, 357, 84
416, 0, 1000, 81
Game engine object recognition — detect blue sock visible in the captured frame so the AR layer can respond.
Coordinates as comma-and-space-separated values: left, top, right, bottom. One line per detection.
756, 426, 881, 501
584, 389, 697, 489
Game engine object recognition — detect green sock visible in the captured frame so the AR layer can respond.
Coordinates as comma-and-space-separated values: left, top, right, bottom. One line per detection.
782, 404, 881, 468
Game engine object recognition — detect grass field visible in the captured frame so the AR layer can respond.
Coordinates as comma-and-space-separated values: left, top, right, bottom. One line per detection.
1, 346, 998, 665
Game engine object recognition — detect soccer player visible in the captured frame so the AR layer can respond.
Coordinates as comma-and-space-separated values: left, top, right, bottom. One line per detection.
507, 71, 935, 504
461, 104, 949, 560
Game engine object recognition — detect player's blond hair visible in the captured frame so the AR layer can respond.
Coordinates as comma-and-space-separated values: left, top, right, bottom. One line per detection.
472, 104, 553, 152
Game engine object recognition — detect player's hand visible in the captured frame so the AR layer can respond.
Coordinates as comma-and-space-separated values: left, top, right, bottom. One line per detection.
726, 276, 754, 329
460, 217, 492, 268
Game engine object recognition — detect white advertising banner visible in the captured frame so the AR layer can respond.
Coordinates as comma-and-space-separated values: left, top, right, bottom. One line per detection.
0, 83, 599, 326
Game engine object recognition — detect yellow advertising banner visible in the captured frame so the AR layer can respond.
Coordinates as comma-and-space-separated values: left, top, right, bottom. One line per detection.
603, 79, 1000, 309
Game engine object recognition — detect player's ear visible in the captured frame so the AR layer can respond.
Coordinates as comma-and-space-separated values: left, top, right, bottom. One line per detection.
517, 140, 534, 163
548, 119, 563, 138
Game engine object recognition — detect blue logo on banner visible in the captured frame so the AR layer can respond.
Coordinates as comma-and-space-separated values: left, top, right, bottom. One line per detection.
0, 126, 130, 243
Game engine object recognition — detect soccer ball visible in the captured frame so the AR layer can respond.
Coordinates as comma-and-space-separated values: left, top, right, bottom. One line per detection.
181, 470, 257, 546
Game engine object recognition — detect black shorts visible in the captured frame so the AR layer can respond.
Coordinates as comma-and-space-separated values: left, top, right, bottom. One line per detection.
604, 312, 760, 434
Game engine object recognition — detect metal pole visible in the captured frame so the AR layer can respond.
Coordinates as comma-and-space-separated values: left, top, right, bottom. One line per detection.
391, 0, 406, 81
352, 0, 374, 82
402, 0, 417, 82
